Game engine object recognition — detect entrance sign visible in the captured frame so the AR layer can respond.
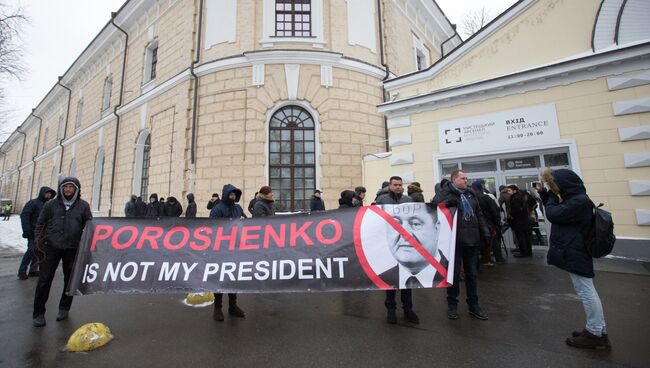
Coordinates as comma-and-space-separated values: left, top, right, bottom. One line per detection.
68, 204, 456, 295
438, 104, 561, 154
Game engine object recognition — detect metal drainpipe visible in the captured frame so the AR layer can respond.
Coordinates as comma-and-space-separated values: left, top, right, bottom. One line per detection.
190, 0, 205, 170
56, 77, 72, 178
440, 26, 458, 58
0, 150, 6, 196
107, 12, 129, 217
29, 109, 44, 199
14, 128, 27, 208
377, 0, 390, 152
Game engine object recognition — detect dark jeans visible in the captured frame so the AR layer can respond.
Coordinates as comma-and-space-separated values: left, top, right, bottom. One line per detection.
214, 293, 238, 308
18, 238, 39, 276
33, 246, 77, 318
385, 289, 413, 311
447, 246, 480, 308
514, 229, 532, 256
492, 235, 505, 262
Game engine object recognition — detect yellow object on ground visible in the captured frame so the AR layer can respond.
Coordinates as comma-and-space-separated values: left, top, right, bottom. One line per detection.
185, 292, 215, 305
66, 323, 113, 352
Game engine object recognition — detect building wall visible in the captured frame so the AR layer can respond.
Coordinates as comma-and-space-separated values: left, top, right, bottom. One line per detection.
1, 0, 456, 215
369, 72, 650, 238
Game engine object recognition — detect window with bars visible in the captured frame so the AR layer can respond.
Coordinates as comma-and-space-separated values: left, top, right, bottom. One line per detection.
275, 0, 312, 37
140, 135, 151, 200
143, 41, 159, 84
150, 47, 158, 80
269, 105, 316, 212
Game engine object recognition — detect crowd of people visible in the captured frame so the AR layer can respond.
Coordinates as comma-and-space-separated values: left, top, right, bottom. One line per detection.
13, 167, 610, 350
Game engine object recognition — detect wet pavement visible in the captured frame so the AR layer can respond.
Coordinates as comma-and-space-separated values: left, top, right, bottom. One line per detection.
0, 250, 649, 368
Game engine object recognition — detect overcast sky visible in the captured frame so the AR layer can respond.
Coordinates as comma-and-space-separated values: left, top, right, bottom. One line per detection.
2, 0, 517, 138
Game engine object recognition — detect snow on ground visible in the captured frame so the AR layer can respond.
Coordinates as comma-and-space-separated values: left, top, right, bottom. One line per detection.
0, 215, 27, 255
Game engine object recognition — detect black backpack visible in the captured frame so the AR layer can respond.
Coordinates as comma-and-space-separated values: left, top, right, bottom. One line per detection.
584, 201, 616, 258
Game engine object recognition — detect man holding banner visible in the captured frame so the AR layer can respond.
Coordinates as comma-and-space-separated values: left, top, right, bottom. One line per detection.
209, 184, 247, 322
32, 177, 92, 327
433, 170, 491, 321
375, 176, 420, 324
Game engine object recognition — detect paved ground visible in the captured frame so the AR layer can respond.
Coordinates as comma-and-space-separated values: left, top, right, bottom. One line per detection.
0, 249, 649, 368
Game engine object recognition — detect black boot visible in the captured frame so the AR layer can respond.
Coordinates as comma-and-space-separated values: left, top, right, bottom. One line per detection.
227, 293, 245, 318
213, 293, 224, 321
386, 309, 397, 324
404, 309, 419, 324
33, 314, 46, 327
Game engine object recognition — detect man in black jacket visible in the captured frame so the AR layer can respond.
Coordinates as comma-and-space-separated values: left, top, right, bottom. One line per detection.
252, 186, 275, 217
185, 193, 197, 218
508, 185, 535, 258
165, 196, 183, 217
376, 176, 419, 325
124, 195, 137, 217
32, 177, 92, 327
432, 170, 491, 321
310, 190, 325, 211
471, 181, 503, 265
145, 193, 162, 218
18, 186, 56, 280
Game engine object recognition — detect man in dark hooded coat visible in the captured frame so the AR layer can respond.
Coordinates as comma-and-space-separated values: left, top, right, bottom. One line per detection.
338, 190, 356, 209
18, 186, 56, 279
32, 177, 92, 327
185, 193, 197, 218
209, 184, 246, 321
124, 195, 137, 217
164, 196, 183, 217
145, 193, 162, 218
134, 196, 147, 217
538, 169, 610, 350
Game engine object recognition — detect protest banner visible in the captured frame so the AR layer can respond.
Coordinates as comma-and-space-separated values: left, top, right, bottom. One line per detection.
68, 203, 456, 295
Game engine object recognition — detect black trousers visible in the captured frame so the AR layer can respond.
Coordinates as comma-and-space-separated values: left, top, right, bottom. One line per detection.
514, 229, 532, 256
447, 246, 480, 308
33, 246, 77, 318
384, 289, 413, 311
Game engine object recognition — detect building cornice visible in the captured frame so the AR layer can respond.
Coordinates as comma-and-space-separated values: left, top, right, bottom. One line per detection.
378, 42, 650, 117
196, 50, 387, 79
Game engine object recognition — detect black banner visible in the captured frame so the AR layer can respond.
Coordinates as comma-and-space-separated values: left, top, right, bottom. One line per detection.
68, 204, 456, 295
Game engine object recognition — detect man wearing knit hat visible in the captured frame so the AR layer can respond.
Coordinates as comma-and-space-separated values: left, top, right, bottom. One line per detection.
252, 186, 276, 217
32, 177, 92, 327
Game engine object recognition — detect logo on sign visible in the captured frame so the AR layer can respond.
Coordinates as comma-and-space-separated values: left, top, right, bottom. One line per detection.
444, 128, 462, 144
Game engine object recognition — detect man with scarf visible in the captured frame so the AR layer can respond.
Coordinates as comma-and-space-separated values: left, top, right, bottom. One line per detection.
32, 177, 92, 327
432, 170, 491, 321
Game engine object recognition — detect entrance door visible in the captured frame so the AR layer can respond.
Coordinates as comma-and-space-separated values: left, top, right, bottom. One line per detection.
502, 171, 547, 246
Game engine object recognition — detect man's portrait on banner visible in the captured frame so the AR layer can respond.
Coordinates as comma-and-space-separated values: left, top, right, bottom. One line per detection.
358, 203, 450, 289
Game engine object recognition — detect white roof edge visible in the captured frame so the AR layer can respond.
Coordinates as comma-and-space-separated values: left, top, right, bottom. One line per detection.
378, 42, 650, 115
384, 0, 536, 91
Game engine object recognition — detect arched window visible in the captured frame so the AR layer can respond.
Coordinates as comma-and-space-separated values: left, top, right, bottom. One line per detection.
92, 149, 105, 212
269, 105, 316, 212
133, 130, 151, 199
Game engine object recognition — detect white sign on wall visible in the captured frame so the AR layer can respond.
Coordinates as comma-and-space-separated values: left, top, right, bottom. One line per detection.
438, 104, 561, 154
